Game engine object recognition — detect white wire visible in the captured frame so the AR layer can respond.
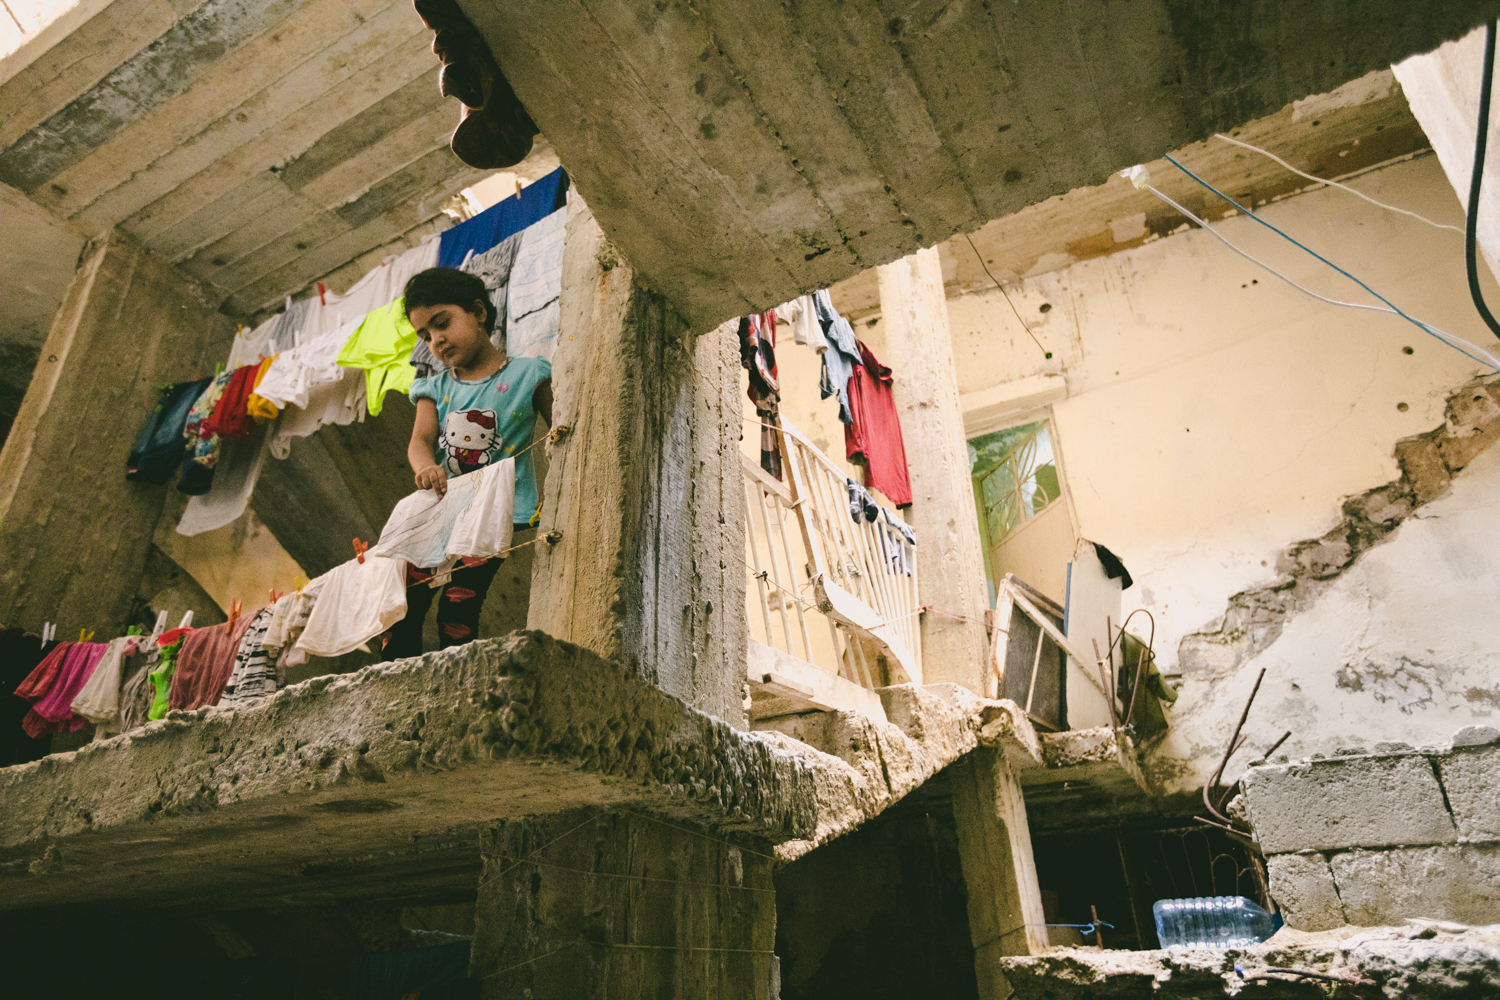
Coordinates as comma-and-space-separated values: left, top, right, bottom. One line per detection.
1145, 184, 1500, 372
1212, 133, 1465, 234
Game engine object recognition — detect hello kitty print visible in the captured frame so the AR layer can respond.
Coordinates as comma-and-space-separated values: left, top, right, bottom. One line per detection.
441, 408, 498, 475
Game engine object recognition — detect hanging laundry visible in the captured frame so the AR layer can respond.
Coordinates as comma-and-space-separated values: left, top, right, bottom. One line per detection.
844, 340, 912, 507
294, 556, 408, 659
876, 508, 917, 576
169, 613, 260, 712
147, 629, 191, 721
219, 607, 280, 708
176, 422, 269, 537
369, 459, 517, 571
505, 208, 566, 361
126, 378, 211, 485
203, 360, 270, 442
119, 641, 160, 733
227, 298, 313, 369
254, 315, 368, 460
846, 479, 878, 523
183, 369, 233, 473
776, 295, 826, 353
70, 635, 141, 731
1, 629, 58, 765
814, 289, 861, 425
338, 298, 420, 416
739, 311, 781, 478
19, 641, 107, 737
246, 357, 282, 422
437, 167, 569, 269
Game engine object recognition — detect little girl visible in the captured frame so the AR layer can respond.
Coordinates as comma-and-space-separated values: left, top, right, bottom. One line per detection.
382, 268, 552, 659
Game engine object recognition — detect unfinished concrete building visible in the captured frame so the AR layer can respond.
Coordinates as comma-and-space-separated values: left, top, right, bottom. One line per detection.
2, 2, 1500, 997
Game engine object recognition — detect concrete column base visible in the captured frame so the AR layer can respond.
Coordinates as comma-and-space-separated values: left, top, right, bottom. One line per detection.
472, 809, 779, 998
950, 747, 1048, 998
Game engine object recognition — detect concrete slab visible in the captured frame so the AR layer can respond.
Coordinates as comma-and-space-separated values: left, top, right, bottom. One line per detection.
1266, 852, 1345, 932
1437, 746, 1500, 841
0, 632, 816, 912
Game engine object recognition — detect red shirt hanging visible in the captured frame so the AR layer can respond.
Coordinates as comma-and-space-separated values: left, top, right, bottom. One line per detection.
843, 340, 912, 507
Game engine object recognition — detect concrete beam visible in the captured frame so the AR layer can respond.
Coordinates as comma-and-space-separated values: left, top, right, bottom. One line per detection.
467, 0, 1500, 329
0, 234, 233, 633
528, 203, 746, 724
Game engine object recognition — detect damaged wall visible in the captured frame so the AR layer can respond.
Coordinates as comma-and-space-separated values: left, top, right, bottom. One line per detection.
880, 153, 1500, 794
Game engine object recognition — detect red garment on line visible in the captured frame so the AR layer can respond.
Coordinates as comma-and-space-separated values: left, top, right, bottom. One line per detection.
169, 613, 258, 711
843, 341, 912, 507
202, 363, 261, 441
13, 642, 73, 702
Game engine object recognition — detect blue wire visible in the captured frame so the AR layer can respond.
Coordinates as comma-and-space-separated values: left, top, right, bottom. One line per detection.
1162, 153, 1495, 369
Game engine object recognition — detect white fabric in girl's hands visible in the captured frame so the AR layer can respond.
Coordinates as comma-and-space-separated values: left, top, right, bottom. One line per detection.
294, 555, 407, 658
369, 459, 516, 570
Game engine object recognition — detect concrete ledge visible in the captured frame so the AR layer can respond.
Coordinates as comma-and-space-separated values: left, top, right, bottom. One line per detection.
1241, 752, 1456, 854
0, 632, 818, 912
999, 922, 1500, 999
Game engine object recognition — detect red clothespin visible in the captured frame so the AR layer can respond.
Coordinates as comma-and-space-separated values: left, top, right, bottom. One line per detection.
228, 599, 242, 623
317, 281, 327, 306
353, 538, 368, 564
268, 588, 282, 604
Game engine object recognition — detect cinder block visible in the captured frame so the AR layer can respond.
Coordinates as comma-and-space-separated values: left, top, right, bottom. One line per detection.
1331, 844, 1500, 926
1241, 755, 1456, 854
1266, 853, 1345, 931
1437, 746, 1500, 841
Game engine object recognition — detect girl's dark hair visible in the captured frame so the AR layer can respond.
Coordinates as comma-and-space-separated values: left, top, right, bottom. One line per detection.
403, 267, 495, 334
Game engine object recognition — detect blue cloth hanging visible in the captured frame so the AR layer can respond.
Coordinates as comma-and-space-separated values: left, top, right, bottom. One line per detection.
437, 167, 569, 269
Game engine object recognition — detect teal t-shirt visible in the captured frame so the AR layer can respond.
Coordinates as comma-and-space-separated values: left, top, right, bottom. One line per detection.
409, 355, 552, 523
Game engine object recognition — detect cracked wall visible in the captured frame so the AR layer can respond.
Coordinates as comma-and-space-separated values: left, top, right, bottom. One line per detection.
836, 152, 1500, 796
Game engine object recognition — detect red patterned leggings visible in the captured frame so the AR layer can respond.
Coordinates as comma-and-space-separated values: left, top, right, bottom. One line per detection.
381, 556, 503, 661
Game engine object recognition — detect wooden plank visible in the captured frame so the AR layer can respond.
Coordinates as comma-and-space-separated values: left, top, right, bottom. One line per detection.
0, 0, 310, 194
0, 0, 206, 147
741, 451, 792, 504
113, 22, 432, 243
746, 639, 886, 724
1006, 583, 1110, 704
814, 574, 919, 686
38, 0, 401, 222
66, 11, 428, 235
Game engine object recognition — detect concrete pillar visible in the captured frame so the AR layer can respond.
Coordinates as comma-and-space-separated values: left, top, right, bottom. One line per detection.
529, 202, 746, 724
873, 247, 989, 692
471, 810, 778, 999
0, 235, 233, 633
950, 748, 1048, 996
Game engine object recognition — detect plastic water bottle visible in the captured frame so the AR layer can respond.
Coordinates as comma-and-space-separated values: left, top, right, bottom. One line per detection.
1152, 896, 1276, 949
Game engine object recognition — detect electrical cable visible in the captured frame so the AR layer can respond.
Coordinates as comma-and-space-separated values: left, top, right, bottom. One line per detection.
962, 233, 1052, 359
1212, 133, 1464, 233
1466, 19, 1500, 341
1154, 156, 1500, 371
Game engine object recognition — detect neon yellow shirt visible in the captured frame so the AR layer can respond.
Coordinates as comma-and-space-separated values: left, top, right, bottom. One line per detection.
336, 298, 418, 416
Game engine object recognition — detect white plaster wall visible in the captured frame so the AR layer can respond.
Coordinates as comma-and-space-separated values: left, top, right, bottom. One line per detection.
938, 153, 1500, 791
1170, 443, 1500, 791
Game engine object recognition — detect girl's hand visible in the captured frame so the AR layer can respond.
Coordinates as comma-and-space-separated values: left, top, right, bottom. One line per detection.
416, 464, 448, 495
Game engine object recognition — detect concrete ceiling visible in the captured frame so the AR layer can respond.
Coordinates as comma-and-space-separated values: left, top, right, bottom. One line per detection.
830, 70, 1438, 318
467, 0, 1500, 331
0, 0, 558, 323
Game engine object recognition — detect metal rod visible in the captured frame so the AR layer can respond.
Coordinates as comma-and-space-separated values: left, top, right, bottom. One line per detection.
1091, 905, 1103, 949
1202, 667, 1266, 827
1093, 639, 1119, 731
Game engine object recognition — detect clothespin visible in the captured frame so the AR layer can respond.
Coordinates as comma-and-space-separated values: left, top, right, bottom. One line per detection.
293, 574, 308, 595
40, 621, 52, 647
152, 609, 169, 640
79, 628, 95, 643
317, 281, 327, 306
228, 599, 242, 623
269, 588, 283, 604
353, 538, 368, 564
126, 625, 144, 636
213, 361, 224, 377
178, 610, 194, 630
515, 178, 524, 200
